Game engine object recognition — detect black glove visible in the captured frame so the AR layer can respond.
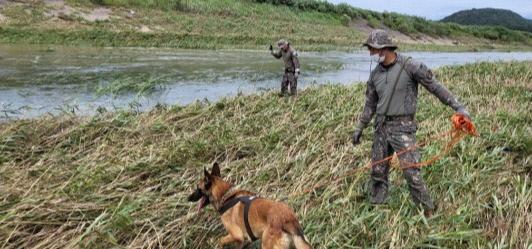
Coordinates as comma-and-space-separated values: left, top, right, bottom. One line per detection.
269, 44, 273, 51
352, 129, 362, 146
456, 107, 472, 121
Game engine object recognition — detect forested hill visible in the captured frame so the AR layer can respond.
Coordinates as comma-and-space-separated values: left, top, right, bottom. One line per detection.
442, 8, 532, 33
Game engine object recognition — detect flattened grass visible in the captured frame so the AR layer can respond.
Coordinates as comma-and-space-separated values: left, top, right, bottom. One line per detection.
0, 61, 531, 248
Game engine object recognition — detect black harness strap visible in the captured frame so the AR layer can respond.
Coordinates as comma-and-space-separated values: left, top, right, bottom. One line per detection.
218, 197, 240, 214
218, 196, 258, 241
240, 196, 258, 241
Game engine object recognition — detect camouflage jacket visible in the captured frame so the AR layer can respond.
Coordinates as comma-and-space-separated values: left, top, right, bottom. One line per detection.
271, 46, 300, 72
356, 53, 465, 130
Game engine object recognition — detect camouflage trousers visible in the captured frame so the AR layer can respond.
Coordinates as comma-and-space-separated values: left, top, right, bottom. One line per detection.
281, 72, 297, 96
369, 118, 434, 211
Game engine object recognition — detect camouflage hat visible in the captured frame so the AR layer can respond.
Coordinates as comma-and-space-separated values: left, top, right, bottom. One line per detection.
363, 30, 397, 49
278, 39, 288, 46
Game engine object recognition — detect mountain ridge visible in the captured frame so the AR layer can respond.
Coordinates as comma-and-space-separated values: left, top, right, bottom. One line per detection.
441, 8, 532, 33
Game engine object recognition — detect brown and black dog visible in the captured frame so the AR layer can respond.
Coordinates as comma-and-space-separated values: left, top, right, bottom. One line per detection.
188, 163, 313, 249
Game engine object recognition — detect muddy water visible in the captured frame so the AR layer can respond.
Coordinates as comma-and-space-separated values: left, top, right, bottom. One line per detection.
1, 44, 531, 120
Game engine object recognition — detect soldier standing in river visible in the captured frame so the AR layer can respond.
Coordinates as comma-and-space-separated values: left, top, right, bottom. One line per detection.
270, 39, 300, 96
352, 30, 472, 217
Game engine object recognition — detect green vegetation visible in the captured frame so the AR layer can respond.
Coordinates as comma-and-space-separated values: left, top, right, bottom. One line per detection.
1, 61, 530, 248
0, 0, 365, 51
0, 0, 530, 50
442, 8, 532, 33
252, 0, 532, 44
96, 75, 167, 96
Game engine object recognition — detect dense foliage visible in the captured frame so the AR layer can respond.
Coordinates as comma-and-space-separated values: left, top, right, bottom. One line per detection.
442, 8, 532, 33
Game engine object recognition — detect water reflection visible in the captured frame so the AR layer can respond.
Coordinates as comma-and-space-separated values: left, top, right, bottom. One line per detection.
1, 44, 531, 119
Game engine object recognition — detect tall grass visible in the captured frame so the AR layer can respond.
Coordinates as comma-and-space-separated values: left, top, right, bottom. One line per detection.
0, 61, 531, 248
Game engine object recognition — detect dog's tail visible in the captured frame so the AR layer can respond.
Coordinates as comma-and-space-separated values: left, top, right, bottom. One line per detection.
282, 222, 313, 249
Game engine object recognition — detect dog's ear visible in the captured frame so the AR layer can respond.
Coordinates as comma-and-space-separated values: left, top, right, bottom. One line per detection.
211, 162, 221, 177
204, 167, 211, 182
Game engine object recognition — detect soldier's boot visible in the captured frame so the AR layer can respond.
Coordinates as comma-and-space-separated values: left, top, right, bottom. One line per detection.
280, 80, 289, 97
424, 202, 437, 218
289, 77, 297, 96
289, 88, 297, 97
403, 167, 435, 216
370, 183, 388, 204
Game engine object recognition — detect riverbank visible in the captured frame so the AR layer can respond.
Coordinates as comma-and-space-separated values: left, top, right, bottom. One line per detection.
0, 61, 530, 248
0, 0, 531, 51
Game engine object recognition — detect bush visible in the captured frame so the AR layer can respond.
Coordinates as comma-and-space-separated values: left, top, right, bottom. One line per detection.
340, 14, 351, 27
367, 16, 379, 29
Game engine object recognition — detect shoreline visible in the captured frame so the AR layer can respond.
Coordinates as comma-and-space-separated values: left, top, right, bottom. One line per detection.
1, 28, 531, 52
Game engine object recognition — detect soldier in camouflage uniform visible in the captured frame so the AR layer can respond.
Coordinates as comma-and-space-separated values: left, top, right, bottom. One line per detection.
352, 30, 472, 217
270, 39, 301, 96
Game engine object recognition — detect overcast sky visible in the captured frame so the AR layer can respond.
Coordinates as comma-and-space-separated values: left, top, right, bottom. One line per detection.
326, 0, 532, 20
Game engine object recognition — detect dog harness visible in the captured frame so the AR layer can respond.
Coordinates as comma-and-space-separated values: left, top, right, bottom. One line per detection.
218, 196, 258, 241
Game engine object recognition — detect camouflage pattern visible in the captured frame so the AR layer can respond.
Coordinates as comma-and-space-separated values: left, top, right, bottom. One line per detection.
355, 51, 468, 211
271, 45, 300, 72
363, 29, 398, 49
356, 54, 465, 130
272, 44, 300, 96
369, 118, 434, 211
281, 72, 297, 96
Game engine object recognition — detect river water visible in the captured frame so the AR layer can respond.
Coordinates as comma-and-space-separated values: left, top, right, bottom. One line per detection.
1, 44, 531, 120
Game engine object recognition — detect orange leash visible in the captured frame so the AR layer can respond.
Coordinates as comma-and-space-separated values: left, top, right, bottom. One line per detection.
279, 114, 479, 201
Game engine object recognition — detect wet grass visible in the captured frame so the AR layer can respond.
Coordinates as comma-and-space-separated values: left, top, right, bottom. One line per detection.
0, 0, 530, 51
96, 74, 168, 96
0, 61, 531, 248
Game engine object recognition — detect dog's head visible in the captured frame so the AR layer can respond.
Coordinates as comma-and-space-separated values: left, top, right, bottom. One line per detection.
187, 162, 221, 215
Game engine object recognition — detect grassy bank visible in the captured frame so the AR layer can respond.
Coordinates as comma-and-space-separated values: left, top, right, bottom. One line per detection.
0, 0, 365, 51
253, 0, 532, 42
0, 61, 531, 248
0, 0, 531, 51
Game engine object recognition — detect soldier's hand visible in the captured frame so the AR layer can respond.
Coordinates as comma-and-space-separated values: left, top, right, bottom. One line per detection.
352, 129, 362, 146
456, 107, 472, 121
269, 44, 273, 51
295, 68, 300, 79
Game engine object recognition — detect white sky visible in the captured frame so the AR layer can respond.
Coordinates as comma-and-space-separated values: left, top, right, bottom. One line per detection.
326, 0, 532, 20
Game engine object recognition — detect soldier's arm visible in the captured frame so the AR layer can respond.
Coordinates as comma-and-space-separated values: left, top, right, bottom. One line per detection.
356, 79, 378, 131
271, 50, 282, 59
411, 62, 465, 111
292, 51, 300, 69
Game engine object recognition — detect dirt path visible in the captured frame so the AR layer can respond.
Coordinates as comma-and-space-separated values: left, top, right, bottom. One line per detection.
43, 0, 111, 22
